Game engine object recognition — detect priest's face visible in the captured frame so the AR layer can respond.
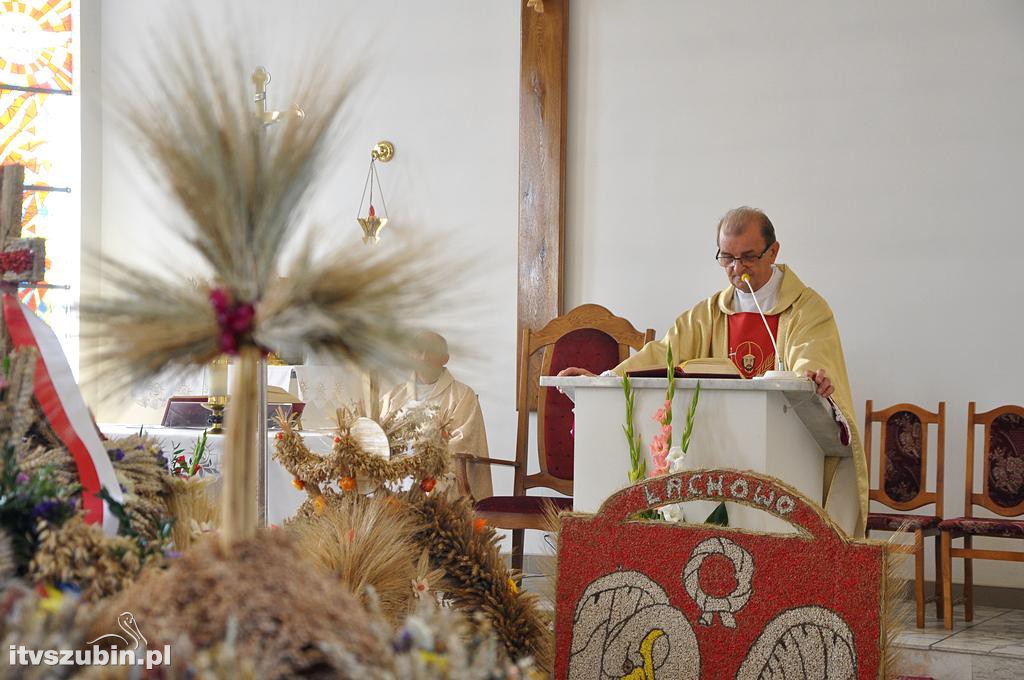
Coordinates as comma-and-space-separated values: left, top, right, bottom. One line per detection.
717, 222, 779, 292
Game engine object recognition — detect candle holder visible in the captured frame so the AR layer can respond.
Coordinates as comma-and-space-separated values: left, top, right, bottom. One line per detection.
204, 395, 228, 434
356, 141, 394, 244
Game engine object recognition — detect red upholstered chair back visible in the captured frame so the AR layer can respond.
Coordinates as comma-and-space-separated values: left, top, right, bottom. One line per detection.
514, 304, 655, 497
864, 401, 945, 514
539, 329, 620, 481
965, 403, 1024, 518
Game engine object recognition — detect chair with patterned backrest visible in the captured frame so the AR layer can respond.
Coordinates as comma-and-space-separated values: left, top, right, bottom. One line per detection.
940, 403, 1024, 630
458, 303, 654, 572
863, 400, 945, 628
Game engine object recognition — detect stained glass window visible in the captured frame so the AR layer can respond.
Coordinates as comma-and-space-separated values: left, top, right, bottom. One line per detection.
0, 0, 79, 373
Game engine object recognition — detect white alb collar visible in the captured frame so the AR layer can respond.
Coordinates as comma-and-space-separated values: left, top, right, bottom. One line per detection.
733, 265, 783, 314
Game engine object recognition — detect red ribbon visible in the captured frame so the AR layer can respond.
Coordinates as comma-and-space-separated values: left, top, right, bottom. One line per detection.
3, 295, 107, 526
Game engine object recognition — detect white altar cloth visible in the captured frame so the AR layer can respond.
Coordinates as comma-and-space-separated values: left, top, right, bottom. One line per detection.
99, 423, 334, 525
130, 365, 300, 410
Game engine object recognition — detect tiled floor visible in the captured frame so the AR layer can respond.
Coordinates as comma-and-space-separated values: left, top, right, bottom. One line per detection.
893, 606, 1024, 679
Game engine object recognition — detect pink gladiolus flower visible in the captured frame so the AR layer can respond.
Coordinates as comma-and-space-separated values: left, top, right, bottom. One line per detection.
650, 434, 669, 463
654, 399, 674, 425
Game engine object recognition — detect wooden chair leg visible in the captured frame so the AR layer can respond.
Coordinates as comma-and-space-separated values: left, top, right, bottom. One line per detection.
511, 528, 525, 573
941, 530, 954, 630
964, 535, 974, 622
933, 533, 943, 620
914, 529, 925, 628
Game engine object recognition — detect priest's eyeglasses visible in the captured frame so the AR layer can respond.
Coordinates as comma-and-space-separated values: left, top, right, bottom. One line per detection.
715, 243, 773, 267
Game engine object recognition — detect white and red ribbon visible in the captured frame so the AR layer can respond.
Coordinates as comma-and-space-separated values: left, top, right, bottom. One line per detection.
3, 294, 122, 535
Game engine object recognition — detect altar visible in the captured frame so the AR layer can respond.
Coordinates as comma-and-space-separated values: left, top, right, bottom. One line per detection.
540, 375, 857, 534
99, 424, 334, 525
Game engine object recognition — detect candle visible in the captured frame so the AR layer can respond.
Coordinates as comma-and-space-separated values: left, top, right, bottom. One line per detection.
208, 358, 229, 397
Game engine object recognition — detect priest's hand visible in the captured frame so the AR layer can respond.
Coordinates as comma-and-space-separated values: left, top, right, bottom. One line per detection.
805, 368, 834, 398
557, 367, 597, 378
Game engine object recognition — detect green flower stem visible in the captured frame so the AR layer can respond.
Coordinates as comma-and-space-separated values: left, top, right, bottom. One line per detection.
680, 380, 701, 454
188, 430, 208, 477
664, 346, 675, 448
622, 375, 644, 483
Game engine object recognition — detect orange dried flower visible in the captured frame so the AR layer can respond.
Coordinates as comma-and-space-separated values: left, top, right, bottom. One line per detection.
339, 476, 356, 491
292, 477, 305, 491
420, 477, 437, 493
411, 577, 430, 598
473, 518, 488, 534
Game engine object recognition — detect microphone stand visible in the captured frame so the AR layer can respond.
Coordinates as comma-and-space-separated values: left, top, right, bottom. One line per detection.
741, 274, 801, 381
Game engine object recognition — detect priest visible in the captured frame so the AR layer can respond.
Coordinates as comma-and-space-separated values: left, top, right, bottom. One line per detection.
560, 207, 867, 537
381, 330, 493, 500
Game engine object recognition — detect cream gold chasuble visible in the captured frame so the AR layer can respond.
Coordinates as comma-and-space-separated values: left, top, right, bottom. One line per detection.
380, 368, 494, 500
614, 264, 868, 538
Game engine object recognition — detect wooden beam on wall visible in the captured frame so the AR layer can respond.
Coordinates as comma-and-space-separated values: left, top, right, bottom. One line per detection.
518, 0, 568, 407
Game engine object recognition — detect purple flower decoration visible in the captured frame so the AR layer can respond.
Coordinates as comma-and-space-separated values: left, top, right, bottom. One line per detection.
15, 472, 29, 485
210, 287, 260, 355
392, 628, 413, 653
112, 449, 125, 461
55, 583, 81, 596
31, 499, 60, 519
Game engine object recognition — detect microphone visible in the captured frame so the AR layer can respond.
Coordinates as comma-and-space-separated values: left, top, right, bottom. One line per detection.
740, 273, 800, 380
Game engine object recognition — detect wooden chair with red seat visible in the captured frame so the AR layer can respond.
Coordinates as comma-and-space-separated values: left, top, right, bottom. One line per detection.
458, 303, 654, 572
863, 400, 946, 628
940, 403, 1024, 630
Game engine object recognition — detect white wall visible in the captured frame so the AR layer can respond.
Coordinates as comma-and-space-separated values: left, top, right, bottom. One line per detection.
93, 0, 521, 496
78, 0, 102, 391
566, 1, 1024, 586
92, 1, 1024, 586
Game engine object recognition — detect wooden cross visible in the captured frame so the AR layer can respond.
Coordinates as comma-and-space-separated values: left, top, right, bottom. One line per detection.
518, 0, 567, 406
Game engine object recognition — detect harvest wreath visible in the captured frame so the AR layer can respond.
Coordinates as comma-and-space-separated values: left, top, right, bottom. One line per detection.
274, 404, 451, 500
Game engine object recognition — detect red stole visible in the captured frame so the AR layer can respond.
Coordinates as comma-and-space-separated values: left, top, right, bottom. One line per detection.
728, 312, 780, 378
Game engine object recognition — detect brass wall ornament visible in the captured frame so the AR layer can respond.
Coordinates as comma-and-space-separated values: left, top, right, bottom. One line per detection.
372, 140, 394, 163
357, 141, 394, 244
